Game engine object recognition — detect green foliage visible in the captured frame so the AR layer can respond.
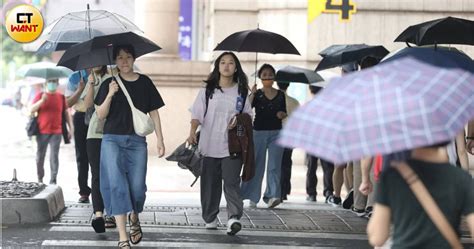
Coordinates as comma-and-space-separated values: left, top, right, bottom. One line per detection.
1, 26, 48, 87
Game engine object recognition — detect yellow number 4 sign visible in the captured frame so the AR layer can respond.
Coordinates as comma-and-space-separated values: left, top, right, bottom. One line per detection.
308, 0, 357, 23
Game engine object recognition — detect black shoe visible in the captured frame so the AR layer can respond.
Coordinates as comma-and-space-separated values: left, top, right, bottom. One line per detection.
327, 195, 342, 207
91, 217, 105, 233
78, 195, 90, 203
306, 195, 316, 202
342, 189, 354, 209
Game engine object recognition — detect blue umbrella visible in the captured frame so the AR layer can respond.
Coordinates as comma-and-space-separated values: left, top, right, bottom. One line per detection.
382, 47, 474, 73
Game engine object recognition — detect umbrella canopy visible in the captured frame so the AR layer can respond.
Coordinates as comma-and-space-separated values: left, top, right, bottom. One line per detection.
15, 77, 45, 87
214, 28, 300, 55
17, 62, 73, 80
57, 32, 161, 71
394, 16, 474, 46
278, 57, 474, 164
316, 44, 389, 71
275, 66, 324, 83
37, 5, 142, 54
382, 46, 474, 73
318, 44, 367, 57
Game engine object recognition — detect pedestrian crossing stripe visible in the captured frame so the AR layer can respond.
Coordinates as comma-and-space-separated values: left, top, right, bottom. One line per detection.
49, 225, 368, 240
42, 240, 340, 248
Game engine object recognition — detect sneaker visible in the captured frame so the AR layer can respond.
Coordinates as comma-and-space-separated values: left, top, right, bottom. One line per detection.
342, 189, 354, 209
362, 211, 372, 219
351, 207, 366, 217
248, 201, 257, 208
363, 206, 373, 219
267, 198, 281, 208
205, 218, 218, 229
306, 195, 316, 202
78, 195, 90, 203
226, 218, 241, 236
327, 196, 342, 207
325, 194, 333, 204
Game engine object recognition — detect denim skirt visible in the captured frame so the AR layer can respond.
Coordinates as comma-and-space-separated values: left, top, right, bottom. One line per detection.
100, 134, 148, 216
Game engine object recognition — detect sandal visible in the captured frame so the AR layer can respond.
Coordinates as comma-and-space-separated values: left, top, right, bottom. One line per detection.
105, 215, 117, 228
128, 213, 143, 245
118, 240, 131, 248
91, 217, 105, 233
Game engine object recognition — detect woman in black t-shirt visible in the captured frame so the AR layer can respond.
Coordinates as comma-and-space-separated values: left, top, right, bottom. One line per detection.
240, 64, 287, 209
94, 45, 165, 248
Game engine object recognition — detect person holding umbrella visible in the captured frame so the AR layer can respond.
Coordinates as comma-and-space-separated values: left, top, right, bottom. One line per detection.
94, 45, 165, 247
240, 64, 287, 209
187, 52, 251, 235
82, 65, 116, 232
30, 78, 73, 184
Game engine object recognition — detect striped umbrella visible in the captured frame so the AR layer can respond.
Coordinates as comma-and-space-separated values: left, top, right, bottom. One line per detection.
278, 56, 474, 164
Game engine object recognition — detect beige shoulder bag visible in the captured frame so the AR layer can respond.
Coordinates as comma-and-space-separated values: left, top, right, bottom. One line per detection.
115, 76, 155, 137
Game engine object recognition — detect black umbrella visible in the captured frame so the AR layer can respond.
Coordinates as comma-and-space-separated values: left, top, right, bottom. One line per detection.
57, 32, 161, 71
318, 44, 367, 57
214, 28, 300, 83
315, 44, 389, 71
275, 66, 324, 84
394, 16, 474, 46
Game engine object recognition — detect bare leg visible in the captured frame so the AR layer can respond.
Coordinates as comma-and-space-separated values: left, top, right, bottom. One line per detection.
115, 214, 128, 242
344, 163, 354, 192
333, 166, 345, 198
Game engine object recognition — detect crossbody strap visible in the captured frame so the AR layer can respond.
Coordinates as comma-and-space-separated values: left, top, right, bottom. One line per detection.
114, 75, 135, 110
394, 162, 463, 249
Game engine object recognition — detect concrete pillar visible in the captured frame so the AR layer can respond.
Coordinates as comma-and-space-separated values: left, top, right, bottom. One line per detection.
135, 0, 180, 55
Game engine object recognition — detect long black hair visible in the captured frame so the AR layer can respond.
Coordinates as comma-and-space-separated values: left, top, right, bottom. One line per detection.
204, 52, 248, 97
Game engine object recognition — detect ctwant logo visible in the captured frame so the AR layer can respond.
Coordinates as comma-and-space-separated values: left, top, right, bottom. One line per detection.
5, 4, 44, 43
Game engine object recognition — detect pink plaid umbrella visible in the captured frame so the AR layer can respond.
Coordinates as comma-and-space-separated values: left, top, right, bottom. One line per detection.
278, 57, 474, 164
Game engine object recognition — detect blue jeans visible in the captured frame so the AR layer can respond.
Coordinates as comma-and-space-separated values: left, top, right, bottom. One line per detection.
240, 130, 283, 203
100, 134, 147, 216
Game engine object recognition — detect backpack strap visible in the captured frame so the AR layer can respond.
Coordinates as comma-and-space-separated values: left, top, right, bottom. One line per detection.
204, 88, 212, 118
239, 91, 247, 114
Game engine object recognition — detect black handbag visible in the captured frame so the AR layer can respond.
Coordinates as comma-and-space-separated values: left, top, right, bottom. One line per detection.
26, 116, 39, 137
166, 132, 203, 187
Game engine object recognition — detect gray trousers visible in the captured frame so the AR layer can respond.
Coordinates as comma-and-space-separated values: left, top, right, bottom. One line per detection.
353, 160, 375, 210
36, 134, 62, 183
201, 156, 243, 223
